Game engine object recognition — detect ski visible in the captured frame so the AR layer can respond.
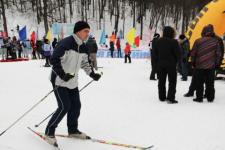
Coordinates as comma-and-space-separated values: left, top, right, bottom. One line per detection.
55, 133, 154, 150
27, 127, 61, 150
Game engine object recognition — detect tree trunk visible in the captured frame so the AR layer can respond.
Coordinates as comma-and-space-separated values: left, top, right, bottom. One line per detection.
0, 0, 8, 36
69, 0, 73, 23
43, 0, 49, 34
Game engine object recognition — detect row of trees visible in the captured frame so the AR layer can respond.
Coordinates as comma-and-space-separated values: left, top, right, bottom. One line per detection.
0, 0, 212, 38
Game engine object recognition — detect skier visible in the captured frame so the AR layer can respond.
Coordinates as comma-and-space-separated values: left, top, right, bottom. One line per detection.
86, 35, 98, 70
191, 25, 222, 103
155, 26, 180, 104
149, 33, 160, 80
124, 42, 131, 63
44, 21, 102, 146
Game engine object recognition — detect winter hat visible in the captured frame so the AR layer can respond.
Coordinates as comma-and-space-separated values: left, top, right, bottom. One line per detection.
73, 21, 90, 33
201, 24, 215, 37
179, 34, 186, 40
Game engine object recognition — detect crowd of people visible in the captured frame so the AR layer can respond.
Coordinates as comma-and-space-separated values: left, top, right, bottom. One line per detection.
0, 35, 59, 67
107, 32, 132, 63
149, 25, 225, 104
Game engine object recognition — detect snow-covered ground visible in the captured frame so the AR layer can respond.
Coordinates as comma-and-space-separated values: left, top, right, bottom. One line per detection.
0, 58, 225, 150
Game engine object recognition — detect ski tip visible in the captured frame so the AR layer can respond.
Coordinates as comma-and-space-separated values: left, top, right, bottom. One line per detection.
0, 130, 6, 136
145, 145, 154, 149
53, 142, 59, 147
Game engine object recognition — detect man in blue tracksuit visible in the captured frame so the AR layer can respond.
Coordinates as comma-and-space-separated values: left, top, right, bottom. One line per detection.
44, 21, 101, 146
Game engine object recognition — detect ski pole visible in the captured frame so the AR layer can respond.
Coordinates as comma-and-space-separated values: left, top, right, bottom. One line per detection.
0, 87, 58, 136
34, 72, 102, 128
34, 80, 94, 128
34, 112, 55, 128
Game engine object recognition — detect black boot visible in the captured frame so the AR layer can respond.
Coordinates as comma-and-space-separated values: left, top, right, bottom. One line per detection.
193, 98, 203, 103
167, 99, 178, 104
184, 92, 194, 97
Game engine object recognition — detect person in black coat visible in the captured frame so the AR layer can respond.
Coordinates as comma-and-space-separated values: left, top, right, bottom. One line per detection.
178, 34, 190, 81
52, 38, 58, 49
86, 36, 98, 70
155, 26, 181, 104
149, 33, 160, 80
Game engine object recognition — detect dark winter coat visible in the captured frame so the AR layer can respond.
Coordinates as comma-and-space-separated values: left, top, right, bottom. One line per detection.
109, 41, 115, 51
151, 38, 159, 63
86, 38, 98, 53
191, 26, 221, 69
155, 37, 181, 68
179, 38, 190, 62
52, 39, 58, 49
215, 35, 224, 66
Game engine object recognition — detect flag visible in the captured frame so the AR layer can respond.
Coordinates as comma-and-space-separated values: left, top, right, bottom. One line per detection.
30, 31, 36, 43
119, 29, 123, 39
109, 34, 116, 43
134, 36, 140, 47
46, 28, 53, 41
19, 26, 27, 41
125, 28, 136, 45
99, 30, 106, 44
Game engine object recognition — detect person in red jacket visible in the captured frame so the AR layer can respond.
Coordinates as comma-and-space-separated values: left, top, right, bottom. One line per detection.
116, 38, 122, 58
124, 42, 131, 63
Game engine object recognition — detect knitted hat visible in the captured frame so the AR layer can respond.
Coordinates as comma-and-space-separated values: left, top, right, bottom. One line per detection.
73, 21, 90, 33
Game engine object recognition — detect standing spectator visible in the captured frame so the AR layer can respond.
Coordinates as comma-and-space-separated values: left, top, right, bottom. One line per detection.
116, 37, 122, 58
184, 26, 224, 97
109, 32, 116, 58
23, 40, 31, 58
178, 34, 190, 81
5, 37, 12, 59
31, 40, 37, 59
52, 38, 58, 49
11, 36, 18, 59
155, 26, 180, 104
124, 42, 131, 63
43, 39, 52, 67
0, 37, 6, 60
191, 25, 221, 103
17, 41, 23, 58
86, 35, 98, 70
36, 40, 44, 59
149, 33, 160, 80
109, 41, 115, 58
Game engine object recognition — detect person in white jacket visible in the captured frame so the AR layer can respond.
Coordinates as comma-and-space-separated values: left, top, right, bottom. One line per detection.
44, 21, 102, 146
43, 39, 52, 67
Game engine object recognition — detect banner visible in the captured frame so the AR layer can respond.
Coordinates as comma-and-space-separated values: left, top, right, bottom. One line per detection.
97, 49, 150, 59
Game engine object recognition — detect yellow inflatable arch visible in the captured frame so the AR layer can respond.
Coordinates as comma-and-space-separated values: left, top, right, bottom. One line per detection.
186, 0, 225, 48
